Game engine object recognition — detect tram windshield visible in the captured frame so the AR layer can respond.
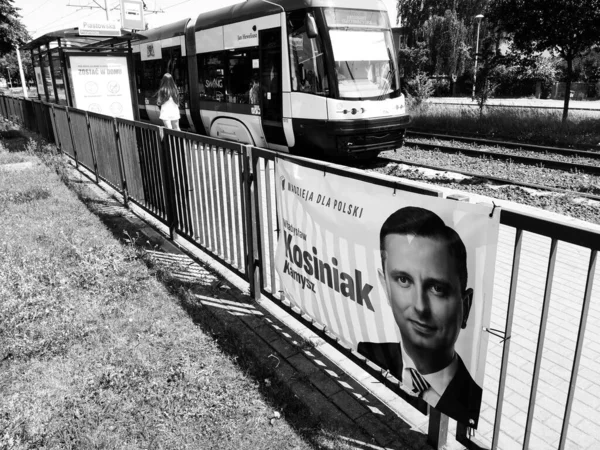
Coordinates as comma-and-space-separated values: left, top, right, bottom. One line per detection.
324, 8, 399, 100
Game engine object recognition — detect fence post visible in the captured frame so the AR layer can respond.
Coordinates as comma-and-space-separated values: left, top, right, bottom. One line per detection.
112, 118, 129, 208
49, 104, 61, 153
40, 100, 53, 144
428, 409, 448, 449
64, 106, 79, 168
242, 145, 262, 301
157, 126, 176, 240
85, 112, 99, 184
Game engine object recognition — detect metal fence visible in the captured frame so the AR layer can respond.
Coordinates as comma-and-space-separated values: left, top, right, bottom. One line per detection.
2, 94, 599, 450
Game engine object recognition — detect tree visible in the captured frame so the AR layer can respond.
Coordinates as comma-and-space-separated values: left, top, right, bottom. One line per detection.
0, 49, 32, 86
397, 41, 431, 79
421, 10, 469, 77
0, 0, 29, 56
397, 0, 489, 30
488, 0, 600, 121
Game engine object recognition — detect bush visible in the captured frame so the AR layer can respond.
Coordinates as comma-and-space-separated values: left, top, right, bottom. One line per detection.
406, 72, 435, 108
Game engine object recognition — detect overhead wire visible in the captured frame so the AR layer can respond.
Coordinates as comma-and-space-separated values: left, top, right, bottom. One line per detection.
22, 0, 52, 19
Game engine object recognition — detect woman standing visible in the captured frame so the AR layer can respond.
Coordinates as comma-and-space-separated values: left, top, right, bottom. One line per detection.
157, 73, 180, 130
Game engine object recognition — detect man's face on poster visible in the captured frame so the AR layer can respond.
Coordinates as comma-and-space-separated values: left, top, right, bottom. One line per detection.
379, 234, 472, 355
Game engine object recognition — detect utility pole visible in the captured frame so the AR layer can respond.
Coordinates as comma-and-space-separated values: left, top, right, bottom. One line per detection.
471, 14, 484, 101
16, 45, 28, 98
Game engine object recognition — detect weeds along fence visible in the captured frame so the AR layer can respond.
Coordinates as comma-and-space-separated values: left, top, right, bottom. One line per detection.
3, 94, 600, 450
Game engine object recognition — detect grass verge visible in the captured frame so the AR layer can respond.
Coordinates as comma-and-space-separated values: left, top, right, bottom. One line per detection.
0, 124, 352, 450
409, 103, 600, 149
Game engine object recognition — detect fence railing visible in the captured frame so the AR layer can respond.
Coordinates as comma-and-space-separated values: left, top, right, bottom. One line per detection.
3, 94, 599, 450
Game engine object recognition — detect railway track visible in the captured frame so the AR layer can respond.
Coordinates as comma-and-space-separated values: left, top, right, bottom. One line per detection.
370, 155, 600, 203
406, 130, 600, 154
403, 132, 600, 176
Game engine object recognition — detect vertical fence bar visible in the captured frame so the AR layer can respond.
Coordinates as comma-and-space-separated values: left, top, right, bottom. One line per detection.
204, 146, 216, 250
197, 143, 210, 248
253, 156, 267, 294
522, 238, 558, 450
65, 106, 79, 167
172, 135, 185, 235
145, 127, 161, 213
222, 150, 235, 263
558, 249, 597, 450
85, 112, 99, 183
428, 409, 448, 449
208, 146, 221, 254
157, 127, 175, 238
263, 158, 277, 294
214, 149, 226, 256
49, 104, 61, 153
182, 137, 194, 237
113, 118, 129, 207
233, 152, 244, 271
243, 145, 259, 300
491, 228, 523, 450
251, 148, 265, 298
187, 140, 201, 241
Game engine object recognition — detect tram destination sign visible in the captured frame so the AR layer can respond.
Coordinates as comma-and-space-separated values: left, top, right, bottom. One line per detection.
79, 20, 122, 37
325, 8, 386, 28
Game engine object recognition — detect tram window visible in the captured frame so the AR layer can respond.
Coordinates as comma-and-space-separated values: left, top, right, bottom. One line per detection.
287, 10, 328, 96
198, 52, 225, 102
162, 47, 188, 106
141, 60, 162, 105
226, 48, 259, 104
138, 46, 188, 107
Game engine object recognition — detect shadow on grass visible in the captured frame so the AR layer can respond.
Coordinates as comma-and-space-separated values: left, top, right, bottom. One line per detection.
66, 201, 429, 449
37, 147, 434, 450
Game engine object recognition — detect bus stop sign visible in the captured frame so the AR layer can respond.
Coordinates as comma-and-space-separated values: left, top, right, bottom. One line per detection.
121, 0, 145, 31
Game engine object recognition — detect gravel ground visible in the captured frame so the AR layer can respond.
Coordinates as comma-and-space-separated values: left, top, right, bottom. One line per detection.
376, 146, 600, 225
406, 137, 600, 166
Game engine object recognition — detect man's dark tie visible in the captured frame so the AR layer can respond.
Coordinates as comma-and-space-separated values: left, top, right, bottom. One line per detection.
409, 368, 430, 397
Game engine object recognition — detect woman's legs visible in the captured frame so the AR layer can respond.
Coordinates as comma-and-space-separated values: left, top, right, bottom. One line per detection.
171, 120, 180, 131
162, 120, 172, 129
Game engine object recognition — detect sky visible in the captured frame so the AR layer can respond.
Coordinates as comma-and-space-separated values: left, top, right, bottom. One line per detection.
19, 0, 399, 40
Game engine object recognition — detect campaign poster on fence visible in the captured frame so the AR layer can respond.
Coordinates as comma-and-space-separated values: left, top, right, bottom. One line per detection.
68, 55, 134, 120
275, 159, 500, 428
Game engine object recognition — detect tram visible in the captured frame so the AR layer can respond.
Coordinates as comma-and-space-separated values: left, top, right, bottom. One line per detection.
131, 0, 410, 160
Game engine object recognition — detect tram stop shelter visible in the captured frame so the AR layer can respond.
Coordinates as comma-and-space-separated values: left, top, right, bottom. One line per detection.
23, 28, 141, 120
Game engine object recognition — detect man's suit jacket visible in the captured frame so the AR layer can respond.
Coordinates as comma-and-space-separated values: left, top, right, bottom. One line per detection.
357, 342, 482, 428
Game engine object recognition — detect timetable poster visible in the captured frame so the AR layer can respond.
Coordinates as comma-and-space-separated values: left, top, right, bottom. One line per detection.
69, 55, 134, 119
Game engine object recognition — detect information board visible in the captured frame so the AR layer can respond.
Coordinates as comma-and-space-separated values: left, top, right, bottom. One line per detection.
68, 55, 134, 120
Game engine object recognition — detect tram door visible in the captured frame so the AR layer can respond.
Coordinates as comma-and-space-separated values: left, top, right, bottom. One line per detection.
259, 28, 287, 146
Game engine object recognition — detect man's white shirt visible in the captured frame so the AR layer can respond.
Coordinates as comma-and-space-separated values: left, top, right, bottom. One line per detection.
401, 346, 459, 407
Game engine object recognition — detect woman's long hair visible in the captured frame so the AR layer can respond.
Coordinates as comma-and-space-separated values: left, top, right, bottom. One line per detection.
157, 73, 179, 106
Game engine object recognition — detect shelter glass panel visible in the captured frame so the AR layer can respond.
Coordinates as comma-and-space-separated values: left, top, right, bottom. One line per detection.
51, 49, 67, 105
41, 52, 56, 103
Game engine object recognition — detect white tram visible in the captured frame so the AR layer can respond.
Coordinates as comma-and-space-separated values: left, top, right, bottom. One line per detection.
132, 0, 409, 159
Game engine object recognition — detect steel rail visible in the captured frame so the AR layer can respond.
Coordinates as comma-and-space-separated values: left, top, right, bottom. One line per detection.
407, 130, 600, 156
424, 101, 600, 112
372, 156, 600, 202
402, 140, 600, 176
